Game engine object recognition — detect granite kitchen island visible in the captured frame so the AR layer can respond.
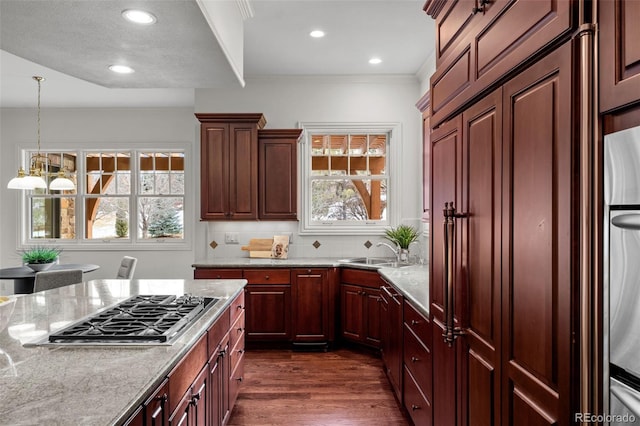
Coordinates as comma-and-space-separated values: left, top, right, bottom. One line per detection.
0, 278, 246, 426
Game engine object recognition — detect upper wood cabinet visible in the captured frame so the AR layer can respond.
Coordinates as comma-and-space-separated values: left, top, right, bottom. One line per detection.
258, 129, 302, 220
599, 0, 640, 113
196, 113, 266, 220
425, 0, 575, 126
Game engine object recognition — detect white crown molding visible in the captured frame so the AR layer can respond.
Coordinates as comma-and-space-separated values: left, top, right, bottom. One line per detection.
236, 0, 254, 20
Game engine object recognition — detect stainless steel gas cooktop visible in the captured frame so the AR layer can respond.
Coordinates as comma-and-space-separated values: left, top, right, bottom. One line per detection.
28, 294, 219, 347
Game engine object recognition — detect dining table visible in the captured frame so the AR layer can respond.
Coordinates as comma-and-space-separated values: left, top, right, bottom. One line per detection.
0, 263, 100, 294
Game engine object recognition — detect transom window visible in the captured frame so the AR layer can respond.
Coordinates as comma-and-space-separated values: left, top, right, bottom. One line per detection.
300, 122, 400, 235
20, 146, 188, 249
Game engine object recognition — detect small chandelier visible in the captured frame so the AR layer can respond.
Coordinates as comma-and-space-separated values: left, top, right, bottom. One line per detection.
7, 76, 76, 191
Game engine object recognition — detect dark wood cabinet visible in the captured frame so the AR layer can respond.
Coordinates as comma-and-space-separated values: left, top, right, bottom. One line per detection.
340, 268, 382, 348
380, 283, 403, 403
196, 113, 266, 220
292, 268, 332, 344
599, 0, 640, 113
144, 379, 169, 426
244, 269, 292, 342
429, 42, 577, 426
258, 129, 302, 220
121, 292, 244, 426
426, 0, 575, 126
403, 301, 432, 426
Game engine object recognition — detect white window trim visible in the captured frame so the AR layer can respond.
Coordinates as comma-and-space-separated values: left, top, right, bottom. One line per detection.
17, 142, 193, 251
298, 122, 402, 235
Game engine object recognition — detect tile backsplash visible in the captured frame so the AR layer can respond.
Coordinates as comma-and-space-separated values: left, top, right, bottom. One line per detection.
204, 221, 429, 262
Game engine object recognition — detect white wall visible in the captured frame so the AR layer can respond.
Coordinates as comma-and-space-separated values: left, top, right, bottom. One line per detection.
194, 75, 426, 262
0, 75, 428, 286
0, 107, 198, 283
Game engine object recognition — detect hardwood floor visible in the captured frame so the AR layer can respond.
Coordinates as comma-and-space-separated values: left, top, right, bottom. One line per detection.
227, 348, 411, 425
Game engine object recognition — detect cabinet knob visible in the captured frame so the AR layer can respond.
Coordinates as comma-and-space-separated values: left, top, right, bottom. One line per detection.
411, 356, 420, 363
411, 319, 420, 325
215, 275, 221, 279
237, 305, 244, 310
411, 404, 421, 411
236, 376, 244, 382
237, 327, 244, 332
265, 275, 270, 280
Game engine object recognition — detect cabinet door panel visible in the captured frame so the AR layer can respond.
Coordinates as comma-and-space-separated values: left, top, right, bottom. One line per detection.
144, 379, 169, 426
461, 88, 502, 426
435, 0, 476, 64
341, 284, 364, 341
292, 269, 328, 341
430, 116, 461, 322
600, 0, 640, 112
363, 289, 381, 347
229, 124, 257, 219
502, 42, 574, 425
200, 124, 228, 219
258, 129, 301, 220
244, 284, 291, 341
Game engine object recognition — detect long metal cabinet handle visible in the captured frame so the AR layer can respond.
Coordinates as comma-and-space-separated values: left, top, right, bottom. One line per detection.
442, 201, 467, 347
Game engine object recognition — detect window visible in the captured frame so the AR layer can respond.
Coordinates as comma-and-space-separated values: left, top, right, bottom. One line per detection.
299, 122, 401, 235
20, 146, 189, 249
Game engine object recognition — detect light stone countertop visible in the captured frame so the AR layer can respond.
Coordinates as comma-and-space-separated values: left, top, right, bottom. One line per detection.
193, 257, 429, 316
0, 278, 246, 426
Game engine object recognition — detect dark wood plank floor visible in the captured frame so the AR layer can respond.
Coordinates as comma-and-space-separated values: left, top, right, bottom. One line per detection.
227, 348, 411, 425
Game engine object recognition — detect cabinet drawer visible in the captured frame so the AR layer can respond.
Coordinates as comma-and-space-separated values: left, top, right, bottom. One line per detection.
403, 301, 430, 343
207, 307, 230, 357
229, 351, 245, 409
230, 291, 245, 325
194, 268, 243, 280
403, 323, 432, 401
340, 268, 383, 289
168, 334, 207, 415
230, 310, 245, 352
244, 269, 290, 284
403, 366, 432, 426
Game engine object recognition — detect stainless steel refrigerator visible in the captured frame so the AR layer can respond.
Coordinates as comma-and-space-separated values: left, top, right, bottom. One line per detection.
604, 126, 640, 425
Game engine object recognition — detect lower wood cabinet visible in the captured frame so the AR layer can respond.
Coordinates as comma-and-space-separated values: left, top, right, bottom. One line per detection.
380, 282, 403, 402
244, 269, 292, 342
403, 300, 432, 426
121, 292, 244, 426
292, 268, 336, 345
195, 267, 336, 347
340, 268, 382, 348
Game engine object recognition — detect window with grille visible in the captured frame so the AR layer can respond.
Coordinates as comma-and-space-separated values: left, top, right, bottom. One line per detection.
20, 146, 188, 249
300, 123, 400, 234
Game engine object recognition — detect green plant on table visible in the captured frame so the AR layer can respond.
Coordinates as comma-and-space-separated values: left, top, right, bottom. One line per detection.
383, 225, 419, 249
21, 246, 62, 264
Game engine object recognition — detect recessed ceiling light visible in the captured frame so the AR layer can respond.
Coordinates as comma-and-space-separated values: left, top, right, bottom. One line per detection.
122, 9, 157, 25
369, 57, 382, 65
310, 30, 325, 38
109, 65, 135, 74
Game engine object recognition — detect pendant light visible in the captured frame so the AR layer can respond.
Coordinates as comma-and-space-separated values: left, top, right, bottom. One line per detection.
7, 76, 76, 191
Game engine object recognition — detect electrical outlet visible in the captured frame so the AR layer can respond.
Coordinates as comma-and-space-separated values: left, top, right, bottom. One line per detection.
225, 232, 239, 244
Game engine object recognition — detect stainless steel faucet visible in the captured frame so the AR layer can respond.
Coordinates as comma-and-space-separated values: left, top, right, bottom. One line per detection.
376, 241, 400, 262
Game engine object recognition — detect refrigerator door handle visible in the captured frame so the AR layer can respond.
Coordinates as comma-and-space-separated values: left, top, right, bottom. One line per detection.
612, 214, 640, 230
442, 202, 467, 347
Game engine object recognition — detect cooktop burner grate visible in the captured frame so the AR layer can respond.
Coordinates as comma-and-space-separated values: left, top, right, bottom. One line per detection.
48, 294, 219, 344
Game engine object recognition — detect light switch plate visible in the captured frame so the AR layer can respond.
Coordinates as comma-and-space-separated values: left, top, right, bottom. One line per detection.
225, 232, 239, 244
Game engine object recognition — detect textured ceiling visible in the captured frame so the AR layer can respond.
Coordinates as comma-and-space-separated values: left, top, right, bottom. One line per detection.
0, 0, 435, 108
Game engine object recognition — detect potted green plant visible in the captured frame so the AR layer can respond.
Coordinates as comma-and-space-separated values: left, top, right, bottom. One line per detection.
383, 225, 419, 263
21, 246, 62, 272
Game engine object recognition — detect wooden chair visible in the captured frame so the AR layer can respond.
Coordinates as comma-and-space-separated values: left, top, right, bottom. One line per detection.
116, 256, 137, 279
33, 269, 83, 292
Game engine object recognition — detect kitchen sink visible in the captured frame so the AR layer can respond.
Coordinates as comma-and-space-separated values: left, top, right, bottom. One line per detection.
338, 257, 410, 268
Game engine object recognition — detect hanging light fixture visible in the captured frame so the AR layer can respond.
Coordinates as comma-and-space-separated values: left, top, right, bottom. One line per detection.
7, 76, 76, 191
